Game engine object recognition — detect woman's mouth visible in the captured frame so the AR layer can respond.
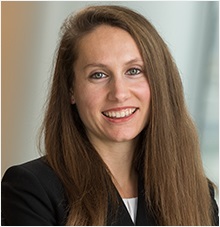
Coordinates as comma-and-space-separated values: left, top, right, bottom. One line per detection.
102, 108, 138, 119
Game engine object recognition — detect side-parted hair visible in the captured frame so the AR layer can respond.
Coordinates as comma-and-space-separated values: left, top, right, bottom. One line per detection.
41, 5, 215, 225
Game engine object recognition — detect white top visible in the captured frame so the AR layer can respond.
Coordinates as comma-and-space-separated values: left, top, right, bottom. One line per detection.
122, 197, 138, 223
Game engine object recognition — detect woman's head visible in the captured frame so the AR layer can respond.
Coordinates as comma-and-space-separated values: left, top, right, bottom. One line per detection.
51, 5, 184, 140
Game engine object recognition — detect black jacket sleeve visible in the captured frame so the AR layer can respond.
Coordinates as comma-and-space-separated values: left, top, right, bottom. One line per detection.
1, 158, 68, 226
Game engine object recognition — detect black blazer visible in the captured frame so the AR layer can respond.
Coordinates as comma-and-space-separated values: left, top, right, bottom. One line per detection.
1, 157, 219, 226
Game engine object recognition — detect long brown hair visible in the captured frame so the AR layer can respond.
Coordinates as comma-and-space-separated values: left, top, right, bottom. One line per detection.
40, 5, 215, 225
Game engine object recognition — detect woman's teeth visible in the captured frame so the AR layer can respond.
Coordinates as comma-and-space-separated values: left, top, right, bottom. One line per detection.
102, 108, 137, 119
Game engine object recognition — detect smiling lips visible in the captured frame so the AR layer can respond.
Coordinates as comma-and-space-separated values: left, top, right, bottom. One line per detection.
102, 108, 137, 119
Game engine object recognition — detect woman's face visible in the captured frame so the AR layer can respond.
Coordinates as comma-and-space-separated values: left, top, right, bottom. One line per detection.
73, 25, 150, 146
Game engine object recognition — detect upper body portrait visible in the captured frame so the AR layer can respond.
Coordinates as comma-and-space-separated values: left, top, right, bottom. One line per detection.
2, 5, 219, 226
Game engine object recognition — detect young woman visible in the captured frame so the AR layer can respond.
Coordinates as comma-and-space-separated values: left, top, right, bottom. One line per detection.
2, 5, 218, 226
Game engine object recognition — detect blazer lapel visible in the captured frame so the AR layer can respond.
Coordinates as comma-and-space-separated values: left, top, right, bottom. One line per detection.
107, 177, 157, 226
136, 178, 157, 226
107, 194, 134, 226
135, 179, 157, 225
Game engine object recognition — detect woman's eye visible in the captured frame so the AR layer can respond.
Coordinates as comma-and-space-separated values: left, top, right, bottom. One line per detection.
127, 68, 141, 75
90, 72, 107, 79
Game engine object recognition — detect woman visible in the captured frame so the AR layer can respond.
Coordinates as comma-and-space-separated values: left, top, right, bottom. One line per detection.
2, 5, 218, 226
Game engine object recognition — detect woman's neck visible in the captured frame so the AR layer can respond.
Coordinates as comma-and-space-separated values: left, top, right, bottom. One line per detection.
91, 138, 138, 198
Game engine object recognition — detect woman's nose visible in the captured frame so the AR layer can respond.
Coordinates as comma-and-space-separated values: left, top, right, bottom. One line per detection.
107, 77, 131, 102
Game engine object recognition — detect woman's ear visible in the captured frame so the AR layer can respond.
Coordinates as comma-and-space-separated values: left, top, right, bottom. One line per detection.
70, 88, 75, 104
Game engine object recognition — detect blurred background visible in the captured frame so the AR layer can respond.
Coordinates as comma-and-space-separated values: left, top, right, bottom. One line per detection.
2, 1, 219, 198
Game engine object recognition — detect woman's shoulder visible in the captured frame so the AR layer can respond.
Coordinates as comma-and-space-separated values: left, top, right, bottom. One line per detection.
2, 157, 68, 225
2, 157, 62, 191
4, 156, 53, 174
